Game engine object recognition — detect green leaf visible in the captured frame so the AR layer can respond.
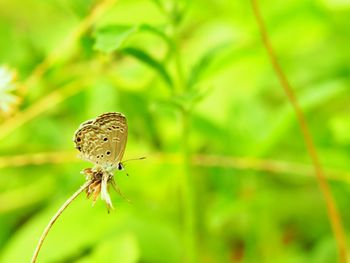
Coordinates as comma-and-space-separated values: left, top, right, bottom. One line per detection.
121, 47, 174, 90
150, 0, 164, 10
66, 0, 95, 18
149, 0, 163, 9
186, 42, 229, 90
94, 25, 137, 53
84, 233, 140, 263
93, 24, 173, 54
138, 24, 174, 49
167, 86, 211, 111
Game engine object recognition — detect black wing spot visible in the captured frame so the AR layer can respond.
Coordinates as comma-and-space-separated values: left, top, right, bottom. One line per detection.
106, 151, 111, 155
103, 138, 108, 141
77, 137, 81, 142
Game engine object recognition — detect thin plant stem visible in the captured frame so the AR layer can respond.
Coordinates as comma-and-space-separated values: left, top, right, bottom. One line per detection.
2, 152, 350, 214
0, 151, 78, 168
31, 180, 92, 263
251, 1, 348, 262
180, 109, 197, 263
168, 6, 197, 259
2, 151, 350, 183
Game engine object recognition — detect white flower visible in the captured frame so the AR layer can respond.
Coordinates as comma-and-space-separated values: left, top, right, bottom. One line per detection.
0, 66, 19, 113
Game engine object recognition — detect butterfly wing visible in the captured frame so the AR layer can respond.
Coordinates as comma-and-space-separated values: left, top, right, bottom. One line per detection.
74, 124, 114, 167
94, 112, 128, 164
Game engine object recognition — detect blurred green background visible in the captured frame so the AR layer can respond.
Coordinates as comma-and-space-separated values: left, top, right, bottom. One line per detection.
1, 0, 350, 262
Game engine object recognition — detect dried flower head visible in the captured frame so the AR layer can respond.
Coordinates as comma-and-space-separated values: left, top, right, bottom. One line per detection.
82, 167, 115, 211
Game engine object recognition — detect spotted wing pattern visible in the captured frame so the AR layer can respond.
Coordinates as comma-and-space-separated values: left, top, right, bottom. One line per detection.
74, 125, 111, 166
94, 112, 128, 163
74, 112, 128, 168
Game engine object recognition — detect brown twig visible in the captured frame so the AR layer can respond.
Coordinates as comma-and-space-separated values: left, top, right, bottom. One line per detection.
192, 154, 350, 182
250, 1, 348, 262
31, 180, 92, 263
1, 151, 350, 183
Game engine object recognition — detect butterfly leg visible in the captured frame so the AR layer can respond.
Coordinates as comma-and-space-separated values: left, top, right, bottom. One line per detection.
110, 178, 131, 203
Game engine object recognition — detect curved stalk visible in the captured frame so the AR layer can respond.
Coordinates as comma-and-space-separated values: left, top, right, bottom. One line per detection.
31, 180, 92, 263
251, 1, 348, 262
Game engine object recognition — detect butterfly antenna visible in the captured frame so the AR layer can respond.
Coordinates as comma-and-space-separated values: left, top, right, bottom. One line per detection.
119, 157, 145, 177
122, 156, 146, 164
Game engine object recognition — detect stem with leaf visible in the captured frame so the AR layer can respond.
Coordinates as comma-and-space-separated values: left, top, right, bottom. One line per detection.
168, 3, 198, 261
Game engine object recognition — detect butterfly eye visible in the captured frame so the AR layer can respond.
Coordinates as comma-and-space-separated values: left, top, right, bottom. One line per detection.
118, 163, 123, 170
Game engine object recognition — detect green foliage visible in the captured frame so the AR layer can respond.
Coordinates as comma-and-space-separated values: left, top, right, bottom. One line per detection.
94, 25, 138, 53
1, 0, 350, 262
121, 47, 174, 89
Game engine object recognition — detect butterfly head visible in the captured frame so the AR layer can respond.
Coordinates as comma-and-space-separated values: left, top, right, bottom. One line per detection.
118, 162, 124, 171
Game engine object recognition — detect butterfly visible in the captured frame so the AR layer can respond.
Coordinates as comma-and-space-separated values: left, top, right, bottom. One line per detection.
73, 112, 128, 211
